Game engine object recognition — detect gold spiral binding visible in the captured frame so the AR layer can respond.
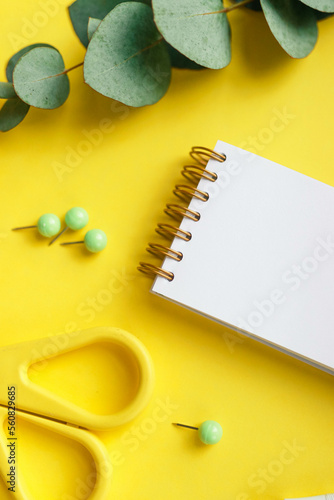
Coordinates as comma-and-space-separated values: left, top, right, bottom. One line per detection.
146, 243, 183, 261
138, 145, 224, 281
155, 224, 192, 241
181, 164, 218, 183
173, 184, 209, 203
164, 204, 200, 222
137, 262, 174, 281
190, 146, 226, 166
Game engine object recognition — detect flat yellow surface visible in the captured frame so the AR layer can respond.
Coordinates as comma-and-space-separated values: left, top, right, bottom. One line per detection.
1, 2, 334, 499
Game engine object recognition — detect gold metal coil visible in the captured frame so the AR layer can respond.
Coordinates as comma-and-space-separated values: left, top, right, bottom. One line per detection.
164, 204, 200, 222
181, 164, 218, 183
173, 184, 209, 203
147, 243, 183, 261
155, 223, 192, 241
137, 262, 174, 281
190, 146, 226, 166
137, 145, 227, 282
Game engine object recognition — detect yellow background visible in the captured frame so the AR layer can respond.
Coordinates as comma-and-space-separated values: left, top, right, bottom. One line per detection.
1, 1, 334, 499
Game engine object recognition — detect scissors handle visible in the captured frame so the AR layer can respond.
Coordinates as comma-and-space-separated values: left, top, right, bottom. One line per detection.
0, 327, 154, 430
0, 327, 154, 499
0, 406, 112, 500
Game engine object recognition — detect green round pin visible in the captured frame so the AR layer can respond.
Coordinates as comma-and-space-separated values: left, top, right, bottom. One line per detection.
198, 420, 223, 445
84, 229, 107, 253
65, 207, 89, 230
49, 207, 89, 246
12, 213, 61, 238
61, 229, 107, 253
173, 420, 223, 445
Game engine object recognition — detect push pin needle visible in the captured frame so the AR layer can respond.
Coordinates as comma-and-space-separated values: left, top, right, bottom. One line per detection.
49, 207, 89, 246
173, 420, 223, 445
12, 214, 61, 238
61, 229, 107, 253
173, 423, 199, 430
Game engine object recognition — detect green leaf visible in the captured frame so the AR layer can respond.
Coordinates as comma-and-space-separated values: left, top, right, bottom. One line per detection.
167, 43, 205, 70
6, 43, 55, 83
69, 0, 151, 47
260, 0, 318, 58
13, 47, 70, 110
0, 98, 30, 132
152, 0, 231, 69
0, 82, 17, 99
299, 0, 334, 12
84, 2, 171, 107
88, 17, 101, 41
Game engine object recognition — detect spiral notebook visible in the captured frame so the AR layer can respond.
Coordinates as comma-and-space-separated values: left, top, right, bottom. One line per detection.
139, 141, 334, 375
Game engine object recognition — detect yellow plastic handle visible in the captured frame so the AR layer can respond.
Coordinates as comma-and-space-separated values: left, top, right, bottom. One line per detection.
0, 327, 155, 430
0, 406, 112, 500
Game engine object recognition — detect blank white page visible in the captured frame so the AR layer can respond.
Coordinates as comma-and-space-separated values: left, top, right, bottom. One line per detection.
152, 141, 334, 374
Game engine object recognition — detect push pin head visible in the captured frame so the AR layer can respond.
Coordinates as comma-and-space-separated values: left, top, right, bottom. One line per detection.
84, 229, 107, 253
12, 213, 61, 238
61, 229, 107, 253
173, 420, 223, 445
49, 207, 89, 245
65, 207, 89, 230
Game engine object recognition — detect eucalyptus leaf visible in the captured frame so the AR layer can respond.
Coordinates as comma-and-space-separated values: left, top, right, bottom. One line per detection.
0, 82, 17, 99
88, 17, 101, 41
260, 0, 318, 58
299, 0, 334, 12
13, 47, 70, 109
6, 43, 56, 83
167, 44, 205, 70
84, 2, 171, 107
69, 0, 150, 47
152, 0, 231, 69
0, 98, 29, 132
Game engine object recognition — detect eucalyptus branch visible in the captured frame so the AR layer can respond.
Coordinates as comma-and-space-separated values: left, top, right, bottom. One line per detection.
223, 0, 255, 13
62, 61, 84, 75
0, 0, 332, 133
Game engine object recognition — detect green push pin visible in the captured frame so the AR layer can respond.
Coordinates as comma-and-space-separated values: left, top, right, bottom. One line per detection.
49, 207, 89, 246
12, 213, 61, 238
173, 420, 223, 445
61, 229, 107, 253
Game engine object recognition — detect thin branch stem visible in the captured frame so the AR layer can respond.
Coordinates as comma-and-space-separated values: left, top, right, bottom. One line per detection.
62, 61, 84, 75
223, 0, 254, 13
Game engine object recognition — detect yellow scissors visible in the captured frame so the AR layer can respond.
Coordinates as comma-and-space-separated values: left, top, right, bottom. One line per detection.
0, 327, 154, 500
